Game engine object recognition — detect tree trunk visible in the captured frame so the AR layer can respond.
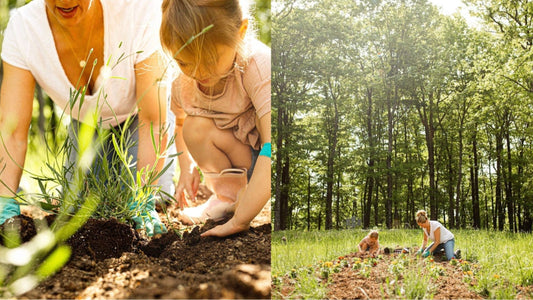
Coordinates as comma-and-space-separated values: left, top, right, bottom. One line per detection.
518, 137, 530, 232
471, 130, 481, 228
335, 170, 341, 229
386, 93, 393, 229
352, 177, 357, 220
455, 122, 464, 228
363, 87, 374, 229
324, 82, 339, 230
444, 132, 455, 228
276, 114, 291, 231
374, 183, 380, 226
496, 132, 504, 231
418, 92, 437, 220
504, 121, 515, 232
318, 211, 322, 231
274, 99, 285, 231
307, 169, 311, 231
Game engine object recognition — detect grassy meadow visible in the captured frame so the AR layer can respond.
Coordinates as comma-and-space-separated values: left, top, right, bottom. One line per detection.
272, 229, 533, 299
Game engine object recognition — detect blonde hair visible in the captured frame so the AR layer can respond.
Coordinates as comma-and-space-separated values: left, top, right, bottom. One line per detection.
160, 0, 251, 76
368, 230, 379, 239
416, 210, 428, 224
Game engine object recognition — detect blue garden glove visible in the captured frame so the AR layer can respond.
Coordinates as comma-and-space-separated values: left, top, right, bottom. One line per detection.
422, 250, 431, 258
416, 248, 423, 255
0, 196, 20, 225
128, 195, 167, 237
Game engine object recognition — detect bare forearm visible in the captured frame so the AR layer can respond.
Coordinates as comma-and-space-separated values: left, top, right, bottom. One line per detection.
421, 240, 427, 250
429, 239, 440, 252
232, 156, 270, 226
0, 63, 35, 197
0, 134, 27, 196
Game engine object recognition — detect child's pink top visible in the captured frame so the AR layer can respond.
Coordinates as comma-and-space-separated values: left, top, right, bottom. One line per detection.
359, 236, 379, 251
170, 39, 271, 150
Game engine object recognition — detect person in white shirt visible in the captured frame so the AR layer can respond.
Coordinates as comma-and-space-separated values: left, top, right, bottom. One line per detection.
0, 0, 176, 236
415, 209, 459, 261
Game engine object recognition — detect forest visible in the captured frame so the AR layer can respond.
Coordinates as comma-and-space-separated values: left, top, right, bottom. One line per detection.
272, 0, 533, 232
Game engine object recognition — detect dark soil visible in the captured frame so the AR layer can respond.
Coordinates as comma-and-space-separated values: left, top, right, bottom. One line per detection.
1, 186, 271, 299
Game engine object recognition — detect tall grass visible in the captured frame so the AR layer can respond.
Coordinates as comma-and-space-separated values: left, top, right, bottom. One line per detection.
272, 228, 533, 298
272, 229, 421, 274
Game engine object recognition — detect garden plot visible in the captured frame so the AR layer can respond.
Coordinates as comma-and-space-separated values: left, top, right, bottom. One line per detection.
273, 249, 532, 299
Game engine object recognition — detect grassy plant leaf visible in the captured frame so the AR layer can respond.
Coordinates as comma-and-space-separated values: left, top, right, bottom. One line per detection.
35, 245, 71, 279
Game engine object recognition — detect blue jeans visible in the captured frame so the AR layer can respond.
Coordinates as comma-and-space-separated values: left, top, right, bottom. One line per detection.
248, 147, 260, 181
426, 239, 455, 260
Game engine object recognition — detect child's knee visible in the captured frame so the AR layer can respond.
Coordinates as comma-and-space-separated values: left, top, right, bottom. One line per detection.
183, 116, 216, 144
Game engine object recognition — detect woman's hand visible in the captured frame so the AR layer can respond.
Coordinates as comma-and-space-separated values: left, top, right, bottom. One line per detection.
174, 165, 200, 209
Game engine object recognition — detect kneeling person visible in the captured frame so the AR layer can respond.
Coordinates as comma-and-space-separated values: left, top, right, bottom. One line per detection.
358, 230, 380, 256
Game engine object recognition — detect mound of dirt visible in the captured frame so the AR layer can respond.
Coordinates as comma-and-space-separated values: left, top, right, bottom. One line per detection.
1, 192, 271, 299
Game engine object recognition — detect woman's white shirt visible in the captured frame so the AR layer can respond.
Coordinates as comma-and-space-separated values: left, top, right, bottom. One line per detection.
1, 0, 163, 128
423, 220, 454, 243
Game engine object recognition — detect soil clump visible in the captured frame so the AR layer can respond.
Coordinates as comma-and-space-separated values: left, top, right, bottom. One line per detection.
1, 187, 271, 299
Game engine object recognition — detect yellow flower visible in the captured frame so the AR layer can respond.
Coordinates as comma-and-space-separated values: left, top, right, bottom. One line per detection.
467, 270, 473, 276
493, 274, 500, 279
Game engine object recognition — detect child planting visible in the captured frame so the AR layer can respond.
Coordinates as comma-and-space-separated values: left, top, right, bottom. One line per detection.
358, 230, 380, 256
160, 0, 271, 237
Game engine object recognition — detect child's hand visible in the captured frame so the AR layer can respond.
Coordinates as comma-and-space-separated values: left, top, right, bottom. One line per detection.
201, 217, 250, 237
174, 166, 200, 209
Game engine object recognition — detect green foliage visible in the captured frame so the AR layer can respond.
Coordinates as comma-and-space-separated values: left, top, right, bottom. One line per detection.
0, 194, 100, 297
1, 140, 101, 297
403, 270, 432, 299
273, 229, 533, 298
253, 0, 271, 45
272, 265, 328, 299
273, 0, 533, 233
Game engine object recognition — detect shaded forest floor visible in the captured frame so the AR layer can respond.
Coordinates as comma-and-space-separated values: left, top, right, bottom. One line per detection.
2, 185, 271, 299
273, 249, 533, 299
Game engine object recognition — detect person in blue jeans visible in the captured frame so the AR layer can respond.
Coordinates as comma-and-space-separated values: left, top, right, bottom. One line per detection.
415, 209, 460, 261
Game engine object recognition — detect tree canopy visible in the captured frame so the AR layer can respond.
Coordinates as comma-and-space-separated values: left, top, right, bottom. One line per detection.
272, 0, 533, 232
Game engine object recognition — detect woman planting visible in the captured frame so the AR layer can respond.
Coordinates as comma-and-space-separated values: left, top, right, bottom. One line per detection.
416, 210, 459, 261
0, 0, 176, 236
